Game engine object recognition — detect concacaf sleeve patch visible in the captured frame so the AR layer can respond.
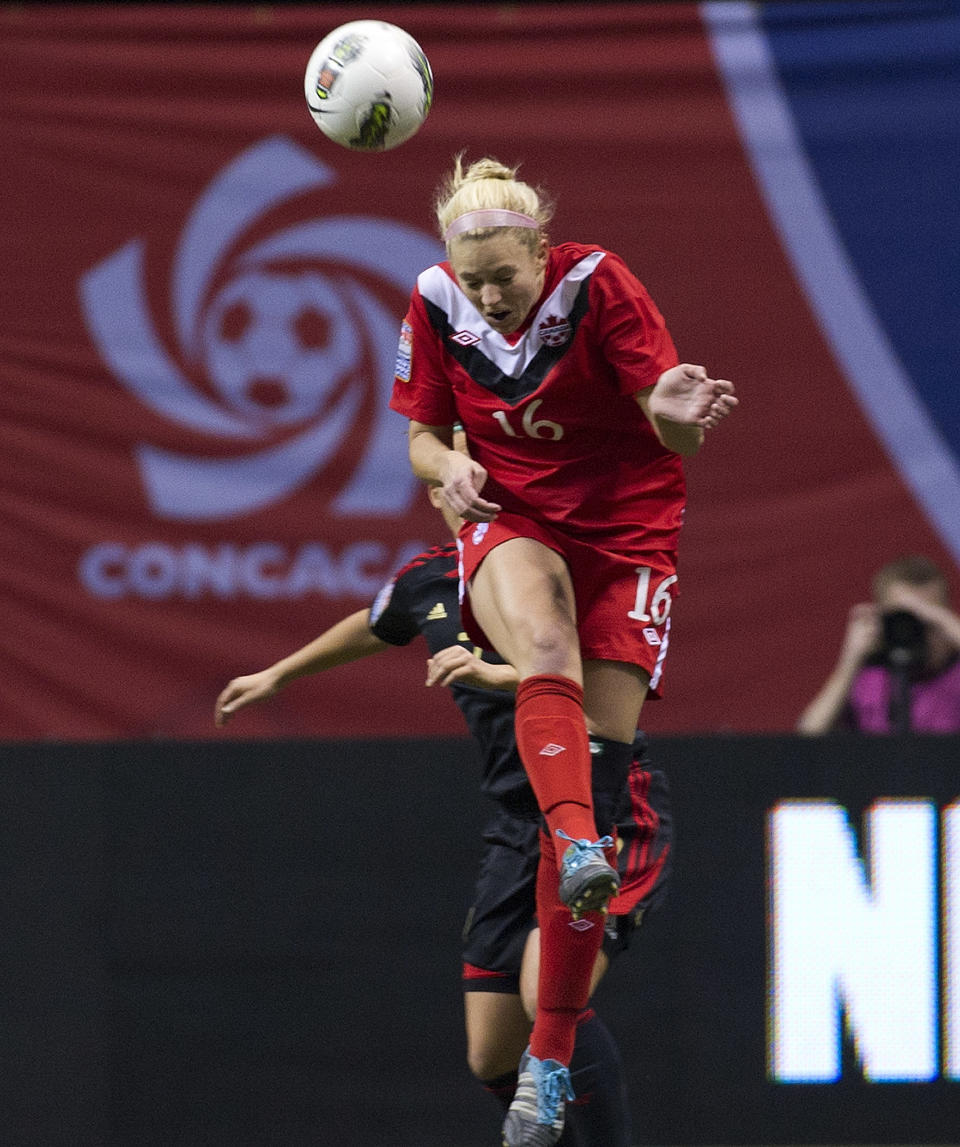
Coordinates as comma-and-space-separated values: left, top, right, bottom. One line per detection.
395, 320, 413, 382
369, 580, 395, 625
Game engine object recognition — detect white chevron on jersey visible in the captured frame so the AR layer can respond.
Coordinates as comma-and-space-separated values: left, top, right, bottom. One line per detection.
416, 250, 606, 378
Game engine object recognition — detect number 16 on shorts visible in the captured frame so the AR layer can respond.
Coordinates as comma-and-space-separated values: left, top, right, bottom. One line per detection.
628, 566, 678, 641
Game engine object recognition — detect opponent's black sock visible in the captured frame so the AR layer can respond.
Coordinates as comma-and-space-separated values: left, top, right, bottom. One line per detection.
559, 1008, 631, 1147
481, 1068, 518, 1112
588, 735, 635, 834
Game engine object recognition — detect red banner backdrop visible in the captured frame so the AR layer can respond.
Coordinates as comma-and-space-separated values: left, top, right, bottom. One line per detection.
1, 4, 954, 739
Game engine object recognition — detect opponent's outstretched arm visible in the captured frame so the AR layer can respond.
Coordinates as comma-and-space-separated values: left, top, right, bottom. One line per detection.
214, 609, 387, 727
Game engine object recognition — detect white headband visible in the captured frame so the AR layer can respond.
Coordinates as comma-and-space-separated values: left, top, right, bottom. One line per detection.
444, 209, 540, 242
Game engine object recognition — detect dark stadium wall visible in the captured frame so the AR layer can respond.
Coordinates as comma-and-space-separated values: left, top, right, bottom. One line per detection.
2, 735, 958, 1146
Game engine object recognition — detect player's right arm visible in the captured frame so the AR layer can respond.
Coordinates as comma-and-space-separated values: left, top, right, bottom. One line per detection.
214, 609, 388, 727
407, 420, 501, 522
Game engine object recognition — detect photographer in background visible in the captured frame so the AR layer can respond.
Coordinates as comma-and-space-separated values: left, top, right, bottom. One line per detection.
797, 555, 960, 735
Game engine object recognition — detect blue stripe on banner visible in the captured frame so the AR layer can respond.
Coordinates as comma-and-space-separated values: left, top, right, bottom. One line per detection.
703, 0, 960, 565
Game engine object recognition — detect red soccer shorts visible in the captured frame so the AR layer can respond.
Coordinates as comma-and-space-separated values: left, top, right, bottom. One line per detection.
456, 511, 678, 696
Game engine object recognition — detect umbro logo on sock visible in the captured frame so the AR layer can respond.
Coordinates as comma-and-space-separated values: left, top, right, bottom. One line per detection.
568, 918, 595, 931
539, 743, 566, 756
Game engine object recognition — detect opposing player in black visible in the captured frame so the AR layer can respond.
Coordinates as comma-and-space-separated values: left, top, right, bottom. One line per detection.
214, 487, 672, 1147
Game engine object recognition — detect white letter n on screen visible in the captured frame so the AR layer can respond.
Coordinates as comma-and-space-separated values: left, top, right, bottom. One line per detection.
768, 799, 937, 1082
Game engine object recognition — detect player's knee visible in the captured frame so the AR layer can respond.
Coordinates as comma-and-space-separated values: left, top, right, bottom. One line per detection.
467, 1040, 516, 1081
519, 980, 538, 1025
525, 613, 578, 676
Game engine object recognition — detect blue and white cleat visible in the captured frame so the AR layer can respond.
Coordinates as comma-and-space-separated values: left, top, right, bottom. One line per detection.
556, 830, 620, 920
502, 1047, 574, 1147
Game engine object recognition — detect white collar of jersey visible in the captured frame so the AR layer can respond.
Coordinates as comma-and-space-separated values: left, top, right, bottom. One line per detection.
418, 251, 606, 378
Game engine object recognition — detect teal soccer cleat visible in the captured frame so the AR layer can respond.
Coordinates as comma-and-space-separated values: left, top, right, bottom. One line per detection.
502, 1048, 574, 1147
556, 830, 620, 920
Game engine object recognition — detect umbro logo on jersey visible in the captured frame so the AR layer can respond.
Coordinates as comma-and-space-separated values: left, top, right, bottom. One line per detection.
538, 314, 571, 347
426, 602, 447, 621
539, 743, 566, 756
450, 330, 481, 347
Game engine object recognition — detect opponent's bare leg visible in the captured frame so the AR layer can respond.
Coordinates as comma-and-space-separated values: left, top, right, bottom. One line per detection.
465, 990, 532, 1084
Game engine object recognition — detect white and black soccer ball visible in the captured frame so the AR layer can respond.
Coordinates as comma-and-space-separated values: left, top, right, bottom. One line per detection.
304, 20, 433, 152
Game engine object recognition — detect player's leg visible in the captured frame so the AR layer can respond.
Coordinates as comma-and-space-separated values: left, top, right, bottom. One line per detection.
461, 811, 539, 1118
469, 538, 619, 910
503, 826, 611, 1146
581, 659, 650, 745
535, 719, 645, 1147
522, 663, 646, 1059
504, 663, 650, 1143
468, 538, 598, 839
558, 747, 673, 1147
480, 553, 642, 1144
520, 930, 629, 1147
464, 989, 531, 1111
516, 733, 667, 1147
466, 536, 581, 684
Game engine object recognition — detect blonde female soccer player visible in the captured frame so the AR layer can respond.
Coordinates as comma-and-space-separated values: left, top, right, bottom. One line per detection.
390, 155, 736, 1145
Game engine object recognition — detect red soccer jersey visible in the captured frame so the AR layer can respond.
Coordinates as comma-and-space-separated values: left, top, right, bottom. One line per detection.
390, 242, 684, 554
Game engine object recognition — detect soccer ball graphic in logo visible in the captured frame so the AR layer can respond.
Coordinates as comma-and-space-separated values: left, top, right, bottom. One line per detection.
304, 20, 433, 151
202, 270, 359, 428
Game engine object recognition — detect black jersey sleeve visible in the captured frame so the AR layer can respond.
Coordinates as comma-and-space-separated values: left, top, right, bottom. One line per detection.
368, 571, 420, 647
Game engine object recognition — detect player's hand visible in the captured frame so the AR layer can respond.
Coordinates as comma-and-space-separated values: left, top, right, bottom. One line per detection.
214, 670, 281, 727
426, 645, 483, 688
651, 364, 738, 428
439, 451, 501, 523
426, 645, 513, 690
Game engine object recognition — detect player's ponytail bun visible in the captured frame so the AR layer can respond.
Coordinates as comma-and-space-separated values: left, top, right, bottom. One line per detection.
458, 157, 516, 185
435, 153, 554, 247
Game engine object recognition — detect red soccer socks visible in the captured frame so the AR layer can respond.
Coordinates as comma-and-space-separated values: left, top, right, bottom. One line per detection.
514, 674, 597, 852
529, 830, 610, 1067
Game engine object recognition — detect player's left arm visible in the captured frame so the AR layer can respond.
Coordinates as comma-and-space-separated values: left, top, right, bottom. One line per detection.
593, 256, 736, 455
636, 364, 738, 456
425, 644, 519, 692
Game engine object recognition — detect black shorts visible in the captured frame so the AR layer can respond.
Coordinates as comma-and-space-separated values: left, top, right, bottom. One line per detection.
462, 765, 673, 993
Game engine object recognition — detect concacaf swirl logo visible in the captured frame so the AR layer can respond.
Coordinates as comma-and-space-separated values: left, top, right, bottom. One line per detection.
79, 136, 444, 521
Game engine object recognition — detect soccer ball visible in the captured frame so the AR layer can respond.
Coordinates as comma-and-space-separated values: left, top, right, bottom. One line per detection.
304, 20, 433, 152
